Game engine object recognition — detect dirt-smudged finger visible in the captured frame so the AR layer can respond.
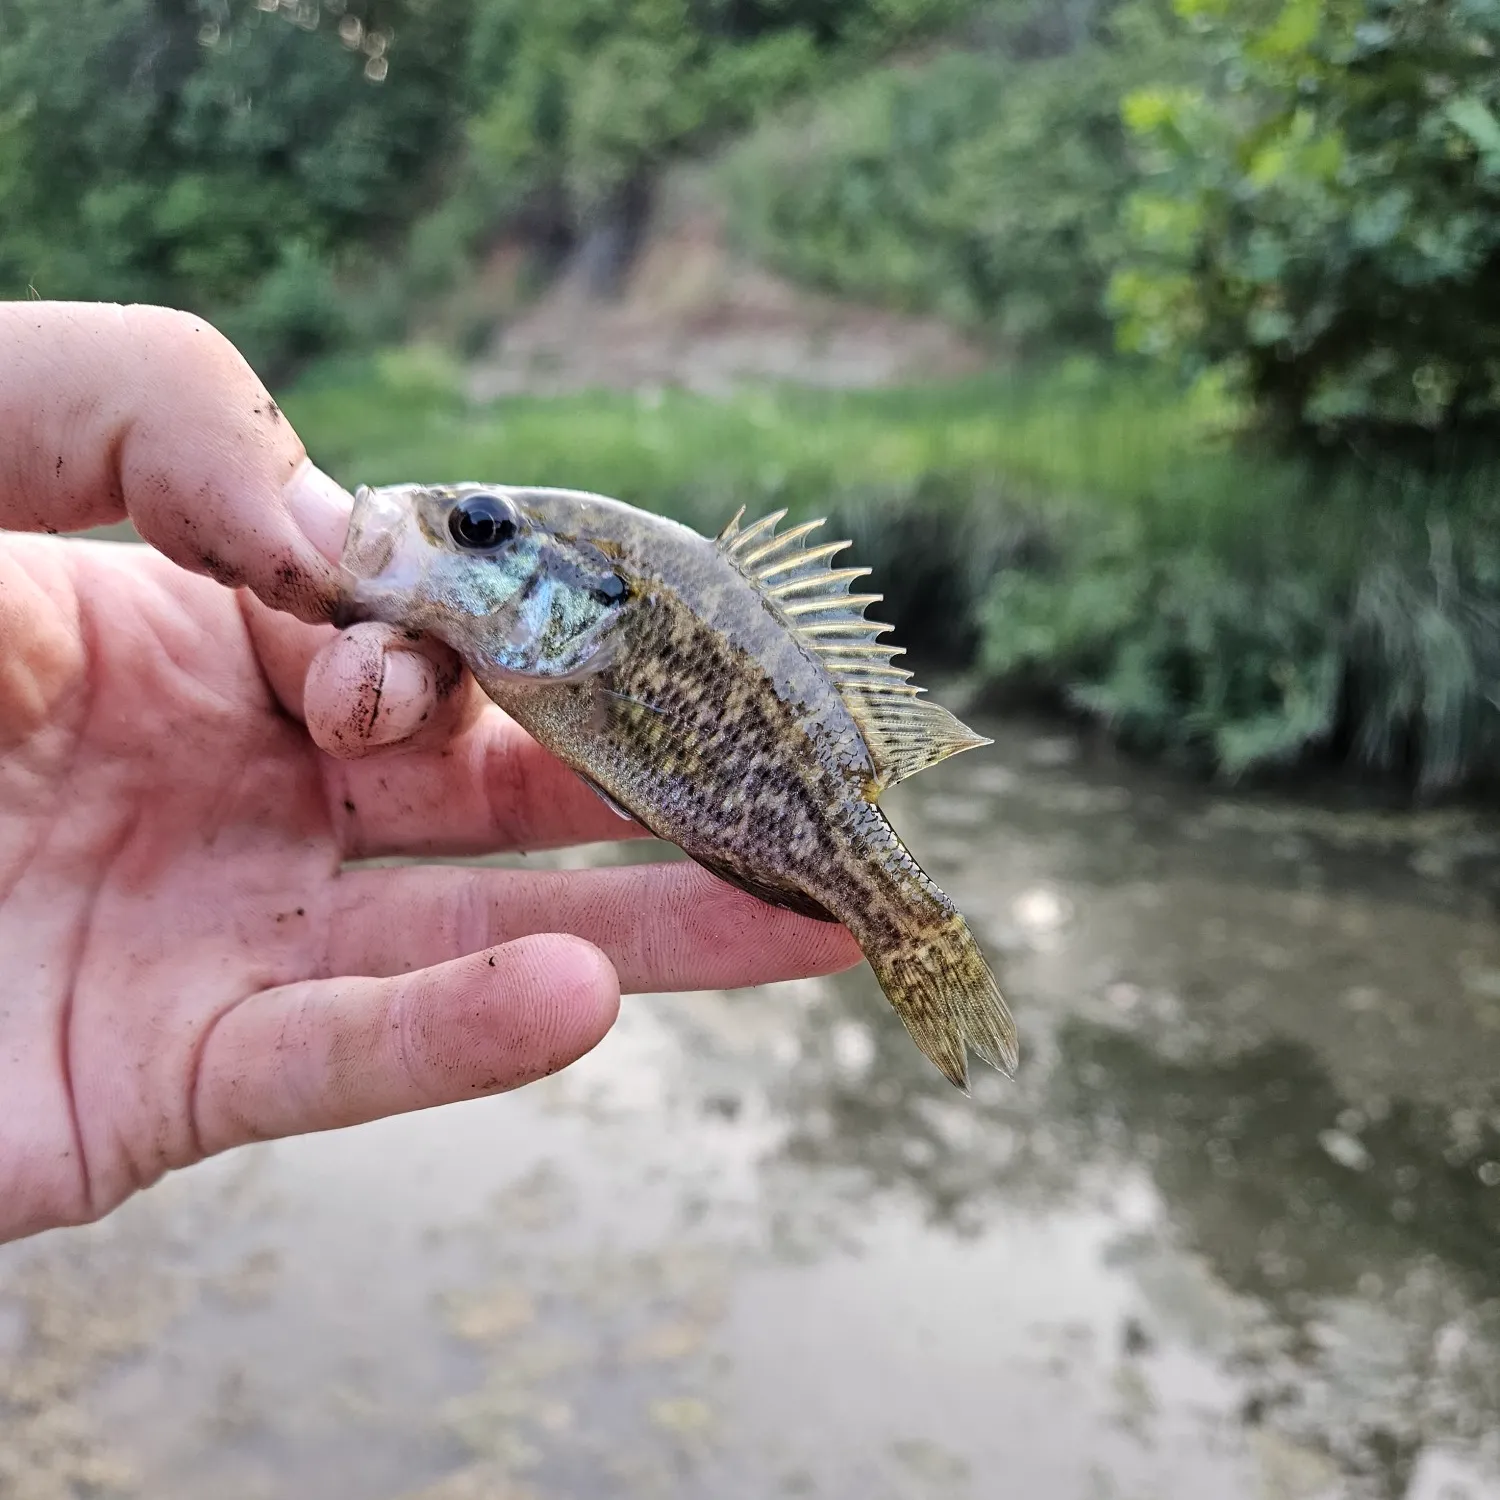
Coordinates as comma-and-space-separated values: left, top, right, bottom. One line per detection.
299, 621, 479, 759
0, 301, 352, 622
190, 936, 620, 1153
322, 860, 864, 993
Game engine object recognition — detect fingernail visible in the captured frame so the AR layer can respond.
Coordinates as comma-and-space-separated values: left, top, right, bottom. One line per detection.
284, 459, 353, 566
368, 650, 435, 745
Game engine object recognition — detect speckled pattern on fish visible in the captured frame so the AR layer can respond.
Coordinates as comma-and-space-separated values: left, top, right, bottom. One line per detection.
339, 482, 1018, 1089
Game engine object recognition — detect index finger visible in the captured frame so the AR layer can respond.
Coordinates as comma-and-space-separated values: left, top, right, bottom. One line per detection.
0, 300, 352, 622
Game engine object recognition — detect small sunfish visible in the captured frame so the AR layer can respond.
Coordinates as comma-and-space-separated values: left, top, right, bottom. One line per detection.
338, 482, 1018, 1089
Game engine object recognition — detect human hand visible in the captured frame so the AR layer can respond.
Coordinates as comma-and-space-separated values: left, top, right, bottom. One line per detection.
0, 302, 860, 1244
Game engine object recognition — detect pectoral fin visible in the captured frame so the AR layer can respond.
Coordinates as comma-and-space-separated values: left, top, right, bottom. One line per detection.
689, 851, 839, 924
577, 771, 639, 823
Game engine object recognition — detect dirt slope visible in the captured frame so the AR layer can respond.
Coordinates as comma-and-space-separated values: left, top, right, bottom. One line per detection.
465, 178, 987, 400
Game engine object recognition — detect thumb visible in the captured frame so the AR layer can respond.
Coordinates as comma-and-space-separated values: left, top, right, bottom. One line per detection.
189, 936, 620, 1156
0, 301, 354, 621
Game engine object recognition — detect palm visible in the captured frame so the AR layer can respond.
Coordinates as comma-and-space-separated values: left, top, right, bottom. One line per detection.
0, 537, 855, 1239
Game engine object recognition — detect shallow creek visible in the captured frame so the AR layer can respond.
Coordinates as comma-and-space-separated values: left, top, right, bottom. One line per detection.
4, 717, 1500, 1500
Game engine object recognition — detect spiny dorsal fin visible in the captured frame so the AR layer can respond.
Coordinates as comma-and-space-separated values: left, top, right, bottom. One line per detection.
717, 508, 992, 795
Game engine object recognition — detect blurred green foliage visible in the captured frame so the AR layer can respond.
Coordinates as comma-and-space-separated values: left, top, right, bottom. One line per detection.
12, 0, 1500, 458
720, 3, 1189, 349
459, 0, 979, 291
0, 0, 469, 377
0, 0, 980, 370
1114, 0, 1500, 449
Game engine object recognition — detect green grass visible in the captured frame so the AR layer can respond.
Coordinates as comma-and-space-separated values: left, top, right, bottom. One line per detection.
285, 347, 1230, 519
281, 347, 1500, 795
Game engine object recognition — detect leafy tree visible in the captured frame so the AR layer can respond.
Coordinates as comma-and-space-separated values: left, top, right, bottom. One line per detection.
0, 0, 470, 374
1114, 0, 1500, 451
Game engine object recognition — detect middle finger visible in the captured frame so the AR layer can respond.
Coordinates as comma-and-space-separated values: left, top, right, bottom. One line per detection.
321, 860, 862, 992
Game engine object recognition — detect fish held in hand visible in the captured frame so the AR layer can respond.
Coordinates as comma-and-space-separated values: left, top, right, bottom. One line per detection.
338, 482, 1018, 1089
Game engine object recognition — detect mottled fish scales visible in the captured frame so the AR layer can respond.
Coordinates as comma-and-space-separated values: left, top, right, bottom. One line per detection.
339, 483, 1019, 1089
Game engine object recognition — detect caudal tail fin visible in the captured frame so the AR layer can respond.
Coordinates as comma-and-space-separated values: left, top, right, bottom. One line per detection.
866, 910, 1018, 1091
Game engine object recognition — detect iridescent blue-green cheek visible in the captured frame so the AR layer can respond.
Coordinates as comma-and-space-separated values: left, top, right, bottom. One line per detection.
511, 566, 618, 678
422, 536, 624, 682
340, 485, 625, 683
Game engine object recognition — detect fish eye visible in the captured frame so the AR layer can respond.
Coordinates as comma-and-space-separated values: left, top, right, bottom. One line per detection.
592, 573, 629, 606
448, 493, 518, 551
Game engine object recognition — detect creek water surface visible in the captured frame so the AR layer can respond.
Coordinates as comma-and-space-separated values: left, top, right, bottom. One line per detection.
4, 717, 1500, 1500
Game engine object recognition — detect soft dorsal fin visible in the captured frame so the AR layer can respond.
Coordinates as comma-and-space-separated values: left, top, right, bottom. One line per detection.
716, 507, 991, 795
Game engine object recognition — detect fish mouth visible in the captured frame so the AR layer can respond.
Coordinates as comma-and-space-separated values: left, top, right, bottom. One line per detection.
338, 484, 428, 624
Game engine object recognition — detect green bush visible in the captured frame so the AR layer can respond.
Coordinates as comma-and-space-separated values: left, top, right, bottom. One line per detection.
981, 535, 1345, 775
216, 241, 352, 386
0, 0, 470, 372
979, 461, 1500, 791
1345, 516, 1500, 793
719, 6, 1190, 349
1114, 0, 1500, 450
